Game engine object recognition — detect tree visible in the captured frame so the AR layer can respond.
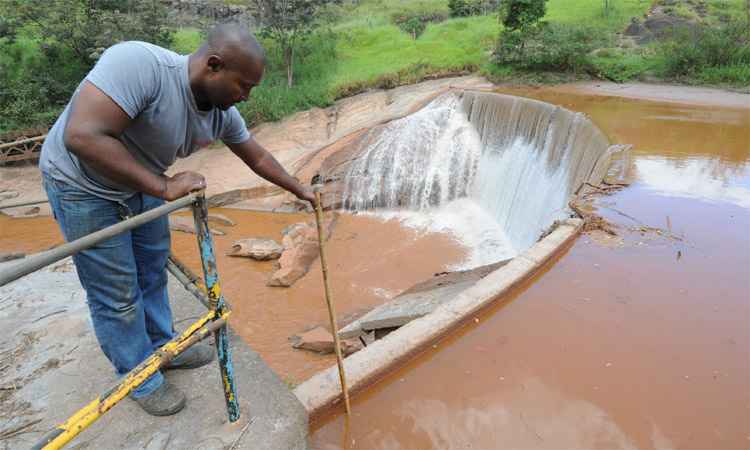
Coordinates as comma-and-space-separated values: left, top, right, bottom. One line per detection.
5, 0, 173, 65
494, 0, 548, 67
499, 0, 547, 32
251, 0, 338, 88
0, 0, 174, 133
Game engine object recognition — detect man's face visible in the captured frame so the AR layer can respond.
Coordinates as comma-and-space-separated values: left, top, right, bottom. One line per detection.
205, 56, 264, 111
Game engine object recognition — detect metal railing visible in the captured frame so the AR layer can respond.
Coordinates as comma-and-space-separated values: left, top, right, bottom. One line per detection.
0, 191, 240, 449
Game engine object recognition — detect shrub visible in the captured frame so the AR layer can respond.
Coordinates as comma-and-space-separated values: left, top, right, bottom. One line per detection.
495, 23, 607, 73
448, 0, 500, 17
499, 0, 547, 31
589, 50, 653, 82
391, 11, 447, 39
658, 19, 750, 80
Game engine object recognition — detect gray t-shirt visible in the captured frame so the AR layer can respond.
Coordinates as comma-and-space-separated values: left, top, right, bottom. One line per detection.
40, 41, 251, 201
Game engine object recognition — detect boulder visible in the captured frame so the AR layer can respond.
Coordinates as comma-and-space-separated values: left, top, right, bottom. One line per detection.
290, 326, 363, 356
291, 326, 333, 353
267, 214, 338, 287
168, 215, 224, 235
227, 238, 283, 260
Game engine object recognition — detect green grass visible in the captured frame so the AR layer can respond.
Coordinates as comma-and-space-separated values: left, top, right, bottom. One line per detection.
331, 16, 496, 92
705, 0, 749, 23
171, 27, 203, 54
544, 0, 652, 30
695, 64, 750, 84
589, 50, 657, 82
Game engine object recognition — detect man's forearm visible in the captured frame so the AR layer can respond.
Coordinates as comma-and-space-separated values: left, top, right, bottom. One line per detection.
65, 131, 165, 197
230, 139, 305, 197
250, 153, 305, 196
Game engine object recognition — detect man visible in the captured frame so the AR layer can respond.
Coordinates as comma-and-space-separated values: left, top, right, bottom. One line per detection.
39, 23, 314, 416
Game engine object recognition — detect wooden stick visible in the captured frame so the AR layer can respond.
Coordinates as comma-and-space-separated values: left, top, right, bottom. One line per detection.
313, 188, 351, 416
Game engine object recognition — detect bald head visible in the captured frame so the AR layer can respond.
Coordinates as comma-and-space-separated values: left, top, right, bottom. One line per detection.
202, 22, 266, 67
189, 23, 266, 111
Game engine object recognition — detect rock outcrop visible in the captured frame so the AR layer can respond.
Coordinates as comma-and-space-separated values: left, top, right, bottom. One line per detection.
267, 214, 338, 287
227, 238, 283, 261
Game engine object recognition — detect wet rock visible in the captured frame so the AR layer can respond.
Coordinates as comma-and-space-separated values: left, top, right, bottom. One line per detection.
168, 215, 224, 236
267, 215, 338, 287
291, 326, 363, 356
227, 238, 283, 260
342, 338, 363, 356
207, 213, 235, 226
0, 252, 25, 262
292, 326, 333, 353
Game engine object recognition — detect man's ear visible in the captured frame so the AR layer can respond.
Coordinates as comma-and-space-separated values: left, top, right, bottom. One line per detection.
207, 55, 225, 73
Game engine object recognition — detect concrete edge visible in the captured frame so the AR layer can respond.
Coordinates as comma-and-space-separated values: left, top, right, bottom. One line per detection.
293, 218, 584, 419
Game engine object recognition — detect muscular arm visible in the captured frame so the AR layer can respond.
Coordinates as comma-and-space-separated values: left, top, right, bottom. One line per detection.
63, 81, 203, 200
226, 137, 314, 203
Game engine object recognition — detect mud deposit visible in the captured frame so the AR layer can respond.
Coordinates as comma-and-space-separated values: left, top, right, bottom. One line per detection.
310, 89, 750, 449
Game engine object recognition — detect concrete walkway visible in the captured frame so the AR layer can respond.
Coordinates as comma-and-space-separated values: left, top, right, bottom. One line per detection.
0, 258, 307, 450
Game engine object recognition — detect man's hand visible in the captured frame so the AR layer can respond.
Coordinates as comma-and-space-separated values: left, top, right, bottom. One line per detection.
295, 185, 316, 205
162, 171, 206, 201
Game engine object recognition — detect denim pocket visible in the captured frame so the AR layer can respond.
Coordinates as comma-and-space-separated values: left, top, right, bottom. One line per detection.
46, 176, 96, 203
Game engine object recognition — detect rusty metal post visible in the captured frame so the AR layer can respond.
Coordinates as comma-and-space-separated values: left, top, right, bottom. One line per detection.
191, 193, 240, 422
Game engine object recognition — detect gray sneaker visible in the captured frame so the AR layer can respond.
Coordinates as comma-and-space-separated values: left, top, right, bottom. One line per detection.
164, 343, 215, 370
133, 380, 186, 416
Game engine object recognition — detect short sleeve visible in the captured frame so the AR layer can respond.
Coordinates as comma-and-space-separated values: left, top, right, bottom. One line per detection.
221, 107, 251, 144
85, 42, 159, 119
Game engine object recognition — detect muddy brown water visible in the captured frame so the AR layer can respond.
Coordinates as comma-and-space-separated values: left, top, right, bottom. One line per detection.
309, 90, 750, 449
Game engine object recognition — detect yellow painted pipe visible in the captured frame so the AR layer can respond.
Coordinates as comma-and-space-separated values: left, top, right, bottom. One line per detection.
35, 311, 226, 450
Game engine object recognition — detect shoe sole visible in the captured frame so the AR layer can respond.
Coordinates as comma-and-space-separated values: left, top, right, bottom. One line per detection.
164, 352, 216, 371
131, 394, 186, 417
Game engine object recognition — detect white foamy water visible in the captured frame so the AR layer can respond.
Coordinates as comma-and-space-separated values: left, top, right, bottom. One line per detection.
369, 198, 517, 270
339, 91, 613, 268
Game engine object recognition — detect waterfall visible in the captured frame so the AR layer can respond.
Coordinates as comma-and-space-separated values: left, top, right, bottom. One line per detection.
337, 90, 612, 261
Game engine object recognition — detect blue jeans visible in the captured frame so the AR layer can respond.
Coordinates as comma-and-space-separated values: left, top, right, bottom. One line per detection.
43, 173, 175, 398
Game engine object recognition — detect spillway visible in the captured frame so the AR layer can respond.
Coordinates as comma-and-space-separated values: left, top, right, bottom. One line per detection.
334, 91, 614, 262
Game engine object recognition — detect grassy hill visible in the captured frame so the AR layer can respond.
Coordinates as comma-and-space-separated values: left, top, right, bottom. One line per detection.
1, 0, 747, 135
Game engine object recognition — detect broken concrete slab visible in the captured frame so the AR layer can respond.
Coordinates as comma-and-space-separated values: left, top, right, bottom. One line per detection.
227, 238, 283, 261
169, 215, 224, 236
0, 258, 308, 450
339, 259, 510, 339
